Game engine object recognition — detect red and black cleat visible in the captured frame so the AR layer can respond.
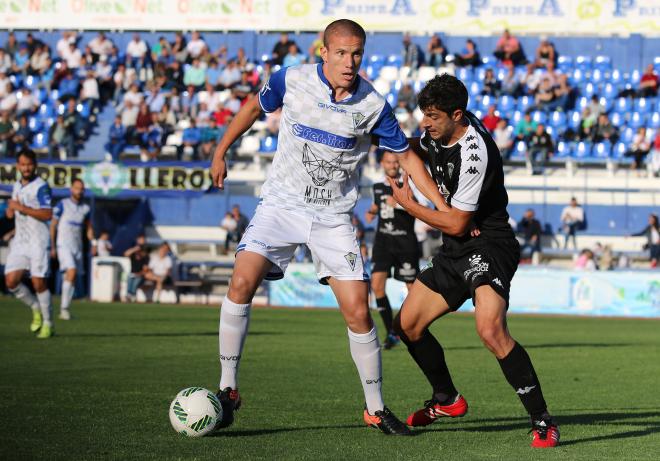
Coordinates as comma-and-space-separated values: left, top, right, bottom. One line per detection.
215, 387, 241, 429
406, 394, 468, 427
530, 417, 560, 448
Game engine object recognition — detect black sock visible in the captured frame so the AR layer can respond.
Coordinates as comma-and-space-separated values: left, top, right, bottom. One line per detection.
375, 296, 393, 334
498, 342, 548, 420
401, 329, 458, 404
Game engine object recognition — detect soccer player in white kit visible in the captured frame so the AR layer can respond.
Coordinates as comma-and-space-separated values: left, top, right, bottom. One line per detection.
210, 19, 446, 435
4, 150, 55, 339
50, 178, 93, 320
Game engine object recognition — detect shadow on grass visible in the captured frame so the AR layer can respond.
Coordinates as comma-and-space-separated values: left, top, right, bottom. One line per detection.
445, 343, 639, 351
210, 423, 371, 437
63, 331, 280, 338
418, 410, 660, 445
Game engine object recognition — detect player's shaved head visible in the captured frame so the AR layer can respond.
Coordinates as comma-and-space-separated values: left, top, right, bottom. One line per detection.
323, 19, 366, 47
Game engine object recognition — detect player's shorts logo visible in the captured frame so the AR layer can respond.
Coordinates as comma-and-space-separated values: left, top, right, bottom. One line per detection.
344, 251, 357, 271
302, 144, 344, 187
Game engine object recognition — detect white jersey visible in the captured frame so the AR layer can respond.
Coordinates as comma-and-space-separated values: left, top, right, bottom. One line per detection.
258, 63, 408, 220
11, 177, 51, 248
53, 197, 90, 250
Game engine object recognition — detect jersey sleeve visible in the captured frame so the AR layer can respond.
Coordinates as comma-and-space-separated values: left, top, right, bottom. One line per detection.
258, 67, 287, 113
84, 204, 91, 221
53, 201, 64, 219
418, 131, 429, 151
36, 183, 52, 209
451, 145, 488, 212
370, 102, 409, 153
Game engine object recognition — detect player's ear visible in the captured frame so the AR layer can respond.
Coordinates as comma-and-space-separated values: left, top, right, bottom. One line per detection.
320, 45, 328, 63
452, 109, 463, 122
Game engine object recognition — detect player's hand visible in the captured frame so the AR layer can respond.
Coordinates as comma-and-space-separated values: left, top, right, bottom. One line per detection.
211, 153, 227, 189
387, 173, 414, 208
364, 211, 374, 223
385, 195, 397, 207
50, 248, 57, 258
8, 199, 23, 212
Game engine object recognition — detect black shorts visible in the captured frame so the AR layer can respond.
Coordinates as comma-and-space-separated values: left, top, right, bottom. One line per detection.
371, 234, 420, 283
417, 238, 520, 310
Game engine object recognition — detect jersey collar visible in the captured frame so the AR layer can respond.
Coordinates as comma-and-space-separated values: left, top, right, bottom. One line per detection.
316, 63, 361, 104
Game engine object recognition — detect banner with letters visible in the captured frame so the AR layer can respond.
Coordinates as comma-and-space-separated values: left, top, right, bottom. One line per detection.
0, 1, 658, 36
0, 160, 215, 198
269, 263, 660, 318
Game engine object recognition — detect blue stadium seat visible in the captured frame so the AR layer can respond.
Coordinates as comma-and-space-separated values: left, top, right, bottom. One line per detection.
531, 110, 547, 125
24, 75, 40, 89
567, 110, 582, 130
481, 56, 496, 67
386, 54, 403, 68
516, 95, 533, 112
628, 112, 646, 129
28, 116, 42, 132
590, 69, 604, 85
594, 55, 612, 71
656, 98, 660, 113
593, 141, 612, 159
620, 127, 635, 144
56, 103, 66, 115
575, 96, 589, 112
480, 94, 495, 112
612, 141, 627, 159
575, 56, 592, 71
77, 102, 91, 119
609, 112, 624, 127
386, 92, 397, 107
580, 82, 597, 98
648, 112, 660, 129
365, 65, 376, 80
472, 109, 484, 120
548, 111, 567, 129
510, 110, 523, 126
498, 95, 515, 113
628, 69, 641, 85
369, 55, 386, 68
495, 67, 507, 81
602, 82, 617, 100
633, 98, 652, 113
468, 81, 482, 95
30, 132, 48, 151
545, 125, 557, 140
466, 96, 478, 111
555, 141, 573, 158
510, 140, 527, 160
557, 56, 573, 73
50, 89, 59, 102
38, 103, 54, 119
259, 136, 278, 153
9, 74, 23, 89
412, 80, 424, 94
609, 69, 623, 86
612, 97, 632, 113
571, 69, 585, 85
598, 96, 611, 112
475, 67, 487, 81
456, 67, 473, 83
573, 141, 592, 159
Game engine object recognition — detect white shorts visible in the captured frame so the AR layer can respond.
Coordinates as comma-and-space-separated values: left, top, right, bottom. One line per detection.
237, 205, 368, 284
57, 246, 84, 273
4, 242, 50, 278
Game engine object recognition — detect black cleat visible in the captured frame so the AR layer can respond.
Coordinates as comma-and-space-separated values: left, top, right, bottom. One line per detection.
364, 407, 412, 435
215, 387, 241, 429
382, 333, 401, 350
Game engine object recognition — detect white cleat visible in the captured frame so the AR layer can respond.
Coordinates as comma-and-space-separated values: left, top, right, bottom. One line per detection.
58, 310, 72, 320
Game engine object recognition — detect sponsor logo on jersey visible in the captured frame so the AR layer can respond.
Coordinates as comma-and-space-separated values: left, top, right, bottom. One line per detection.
302, 144, 343, 187
399, 262, 417, 276
492, 277, 504, 287
463, 253, 489, 281
466, 166, 479, 175
250, 239, 272, 250
467, 142, 479, 150
318, 102, 347, 113
447, 162, 455, 179
467, 153, 481, 162
466, 135, 476, 142
352, 112, 365, 129
344, 251, 357, 271
292, 123, 357, 149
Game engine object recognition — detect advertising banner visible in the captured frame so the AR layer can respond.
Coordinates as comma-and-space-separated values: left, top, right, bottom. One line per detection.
269, 263, 660, 317
0, 160, 214, 198
1, 1, 658, 36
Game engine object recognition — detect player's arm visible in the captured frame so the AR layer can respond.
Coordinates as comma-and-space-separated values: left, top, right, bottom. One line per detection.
388, 173, 473, 237
365, 203, 378, 223
9, 200, 52, 221
49, 217, 58, 256
397, 148, 449, 212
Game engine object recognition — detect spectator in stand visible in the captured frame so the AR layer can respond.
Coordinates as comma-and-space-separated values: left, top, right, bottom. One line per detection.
592, 114, 619, 143
13, 44, 31, 76
520, 63, 541, 96
58, 70, 79, 101
396, 82, 417, 113
574, 249, 597, 271
4, 31, 18, 57
233, 70, 256, 102
218, 59, 241, 90
64, 42, 83, 70
234, 47, 250, 69
93, 230, 113, 257
0, 110, 15, 156
481, 68, 501, 96
171, 32, 188, 64
165, 60, 184, 90
106, 116, 126, 161
145, 83, 167, 114
48, 115, 75, 159
517, 209, 542, 260
144, 241, 173, 303
574, 106, 597, 141
494, 29, 526, 66
64, 98, 85, 149
81, 69, 100, 112
625, 127, 651, 172
494, 119, 514, 159
283, 44, 305, 68
198, 117, 222, 160
534, 76, 556, 112
527, 123, 554, 174
15, 87, 38, 118
122, 82, 143, 108
560, 197, 585, 250
134, 101, 152, 144
0, 49, 11, 74
481, 104, 501, 133
186, 31, 206, 60
12, 115, 32, 152
88, 32, 114, 61
181, 118, 201, 160
126, 33, 149, 73
95, 55, 115, 104
630, 213, 660, 268
514, 111, 537, 142
534, 37, 556, 69
587, 94, 605, 119
0, 83, 17, 113
29, 44, 50, 75
183, 57, 206, 90
220, 212, 237, 253
206, 59, 222, 88
121, 100, 139, 143
0, 71, 9, 99
224, 204, 249, 252
24, 33, 44, 56
650, 132, 660, 177
426, 34, 447, 67
638, 63, 658, 98
141, 113, 163, 161
271, 32, 296, 66
402, 33, 424, 69
124, 234, 149, 302
552, 73, 573, 111
454, 39, 481, 68
55, 31, 75, 60
151, 36, 171, 63
308, 31, 324, 64
82, 45, 96, 67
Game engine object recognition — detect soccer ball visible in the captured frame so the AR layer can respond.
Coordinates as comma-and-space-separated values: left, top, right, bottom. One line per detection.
169, 387, 222, 437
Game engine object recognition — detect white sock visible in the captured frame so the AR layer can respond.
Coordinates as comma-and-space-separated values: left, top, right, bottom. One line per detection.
219, 295, 251, 390
348, 326, 384, 414
8, 283, 40, 312
36, 290, 53, 327
61, 280, 74, 310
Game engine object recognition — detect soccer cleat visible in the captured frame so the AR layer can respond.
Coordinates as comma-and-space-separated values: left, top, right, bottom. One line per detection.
30, 311, 43, 333
530, 416, 560, 448
363, 407, 412, 436
382, 333, 401, 350
59, 310, 72, 320
215, 387, 241, 429
36, 324, 54, 339
406, 394, 468, 426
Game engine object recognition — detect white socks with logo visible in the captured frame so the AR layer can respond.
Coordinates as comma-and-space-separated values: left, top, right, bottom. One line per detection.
61, 280, 74, 311
347, 326, 385, 414
36, 290, 53, 327
219, 295, 251, 390
9, 283, 40, 312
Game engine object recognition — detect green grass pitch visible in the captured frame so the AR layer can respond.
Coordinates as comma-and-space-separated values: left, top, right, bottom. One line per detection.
1, 297, 659, 460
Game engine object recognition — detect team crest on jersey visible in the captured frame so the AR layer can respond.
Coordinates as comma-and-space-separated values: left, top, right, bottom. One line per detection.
352, 112, 365, 129
447, 163, 455, 179
302, 144, 344, 187
344, 252, 357, 271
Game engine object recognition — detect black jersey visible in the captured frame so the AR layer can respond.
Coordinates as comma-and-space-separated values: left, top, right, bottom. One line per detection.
373, 179, 416, 237
419, 111, 514, 253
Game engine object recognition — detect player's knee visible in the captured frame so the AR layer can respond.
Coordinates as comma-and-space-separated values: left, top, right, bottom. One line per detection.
476, 324, 508, 354
342, 305, 371, 331
227, 273, 258, 304
5, 276, 18, 290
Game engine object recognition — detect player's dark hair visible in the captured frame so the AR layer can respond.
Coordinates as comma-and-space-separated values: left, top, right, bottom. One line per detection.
16, 149, 37, 164
71, 178, 84, 186
323, 19, 366, 47
417, 74, 468, 116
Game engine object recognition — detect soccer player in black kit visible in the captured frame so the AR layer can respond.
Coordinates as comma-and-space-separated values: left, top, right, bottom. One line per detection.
388, 75, 559, 448
365, 152, 420, 350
